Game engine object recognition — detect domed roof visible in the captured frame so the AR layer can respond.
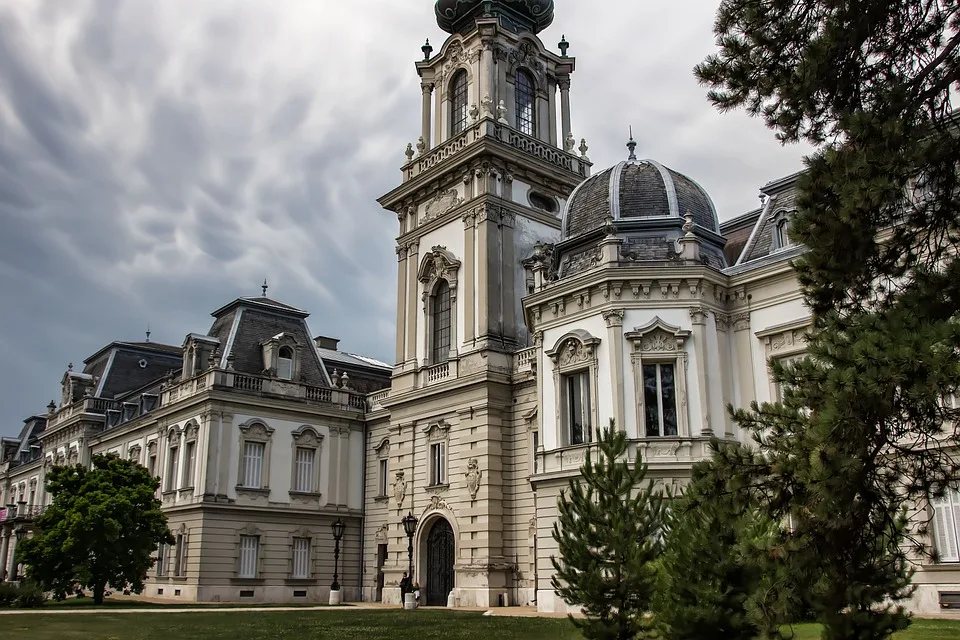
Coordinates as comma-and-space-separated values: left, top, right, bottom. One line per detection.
435, 0, 554, 34
560, 158, 719, 240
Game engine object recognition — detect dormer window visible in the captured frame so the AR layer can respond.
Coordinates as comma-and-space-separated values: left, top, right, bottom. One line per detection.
277, 346, 294, 380
450, 70, 468, 136
515, 70, 536, 136
775, 218, 789, 249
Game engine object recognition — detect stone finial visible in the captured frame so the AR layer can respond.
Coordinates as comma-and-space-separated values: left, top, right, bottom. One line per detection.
47, 400, 56, 415
421, 38, 433, 61
331, 369, 341, 388
340, 372, 351, 390
558, 35, 569, 57
496, 100, 509, 124
564, 132, 576, 152
416, 136, 426, 156
481, 95, 493, 118
67, 362, 73, 371
262, 279, 268, 297
145, 324, 151, 343
405, 143, 415, 162
683, 212, 695, 236
579, 138, 590, 161
626, 126, 637, 161
469, 103, 479, 123
226, 353, 235, 370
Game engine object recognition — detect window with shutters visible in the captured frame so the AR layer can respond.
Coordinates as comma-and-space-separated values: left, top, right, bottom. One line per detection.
515, 69, 536, 136
289, 426, 322, 496
450, 70, 468, 136
932, 489, 960, 563
237, 420, 274, 495
238, 535, 260, 578
291, 537, 311, 579
429, 442, 446, 486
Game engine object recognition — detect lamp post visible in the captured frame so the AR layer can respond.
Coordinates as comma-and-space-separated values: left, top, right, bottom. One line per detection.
401, 512, 418, 609
330, 518, 345, 605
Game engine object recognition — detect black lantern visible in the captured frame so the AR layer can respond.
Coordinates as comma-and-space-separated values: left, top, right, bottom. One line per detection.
331, 518, 345, 592
401, 512, 418, 580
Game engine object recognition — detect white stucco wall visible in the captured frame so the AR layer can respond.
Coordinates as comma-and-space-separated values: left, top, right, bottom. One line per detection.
414, 221, 466, 364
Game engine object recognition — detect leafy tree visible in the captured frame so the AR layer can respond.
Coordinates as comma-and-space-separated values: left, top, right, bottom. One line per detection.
694, 2, 960, 637
18, 454, 173, 604
653, 456, 770, 640
551, 419, 666, 640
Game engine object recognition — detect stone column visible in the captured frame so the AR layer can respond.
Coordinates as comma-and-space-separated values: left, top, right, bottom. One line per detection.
603, 310, 626, 432
0, 529, 9, 581
396, 245, 409, 364
732, 312, 756, 408
481, 36, 496, 107
476, 206, 499, 340
547, 77, 558, 146
499, 209, 517, 343
462, 212, 477, 346
420, 82, 434, 150
715, 314, 736, 437
406, 241, 421, 367
690, 307, 713, 437
558, 76, 572, 145
6, 531, 17, 581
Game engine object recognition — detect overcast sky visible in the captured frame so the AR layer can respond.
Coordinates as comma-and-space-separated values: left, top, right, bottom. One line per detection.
0, 0, 811, 437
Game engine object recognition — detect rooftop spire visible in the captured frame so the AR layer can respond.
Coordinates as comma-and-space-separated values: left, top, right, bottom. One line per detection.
145, 324, 151, 343
262, 279, 269, 297
626, 126, 637, 161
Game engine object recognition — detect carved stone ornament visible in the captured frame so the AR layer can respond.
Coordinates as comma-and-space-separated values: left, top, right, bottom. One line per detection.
464, 458, 482, 500
375, 523, 389, 543
625, 317, 691, 354
641, 331, 677, 352
128, 444, 142, 462
393, 470, 407, 508
559, 340, 593, 366
418, 247, 461, 293
547, 329, 601, 368
422, 419, 451, 442
424, 495, 450, 514
424, 189, 463, 222
506, 41, 546, 85
440, 40, 471, 83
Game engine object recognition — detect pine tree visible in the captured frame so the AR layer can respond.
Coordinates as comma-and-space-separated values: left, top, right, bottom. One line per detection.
693, 2, 960, 637
18, 454, 174, 604
652, 457, 769, 640
550, 419, 666, 640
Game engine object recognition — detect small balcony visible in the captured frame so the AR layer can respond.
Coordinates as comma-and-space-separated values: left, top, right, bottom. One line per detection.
0, 504, 46, 524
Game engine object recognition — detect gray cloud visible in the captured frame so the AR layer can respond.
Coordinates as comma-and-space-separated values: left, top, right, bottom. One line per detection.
0, 1, 809, 436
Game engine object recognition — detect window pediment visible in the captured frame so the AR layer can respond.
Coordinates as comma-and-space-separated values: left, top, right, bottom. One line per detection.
292, 425, 323, 448
374, 437, 390, 458
625, 317, 691, 354
421, 419, 451, 442
546, 329, 600, 369
239, 420, 275, 441
418, 246, 461, 287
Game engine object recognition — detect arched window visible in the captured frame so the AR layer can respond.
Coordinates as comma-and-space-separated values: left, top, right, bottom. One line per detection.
277, 346, 293, 380
515, 70, 536, 136
450, 70, 468, 136
431, 280, 452, 364
775, 218, 789, 249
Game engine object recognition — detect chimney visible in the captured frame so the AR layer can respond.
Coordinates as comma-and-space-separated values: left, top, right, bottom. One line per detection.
314, 336, 340, 351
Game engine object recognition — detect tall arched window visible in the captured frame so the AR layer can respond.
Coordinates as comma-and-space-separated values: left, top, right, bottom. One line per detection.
450, 70, 468, 136
277, 346, 293, 380
515, 70, 536, 136
775, 218, 789, 249
431, 280, 452, 364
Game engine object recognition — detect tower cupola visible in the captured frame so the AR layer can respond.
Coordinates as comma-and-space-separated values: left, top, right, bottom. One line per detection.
435, 0, 555, 35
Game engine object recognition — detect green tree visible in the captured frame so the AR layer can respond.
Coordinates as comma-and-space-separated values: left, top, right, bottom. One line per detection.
694, 2, 960, 637
18, 454, 174, 604
653, 456, 770, 640
551, 419, 666, 640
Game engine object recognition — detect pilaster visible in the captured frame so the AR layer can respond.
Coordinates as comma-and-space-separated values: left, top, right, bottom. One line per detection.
463, 212, 477, 344
396, 245, 409, 364
690, 307, 713, 436
603, 310, 626, 431
405, 241, 421, 367
732, 312, 756, 408
714, 314, 735, 437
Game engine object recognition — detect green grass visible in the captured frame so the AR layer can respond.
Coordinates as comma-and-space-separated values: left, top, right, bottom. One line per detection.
2, 610, 959, 640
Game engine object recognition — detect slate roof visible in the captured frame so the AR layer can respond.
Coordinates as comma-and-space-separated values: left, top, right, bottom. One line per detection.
736, 176, 800, 265
720, 208, 762, 266
96, 345, 183, 399
211, 296, 309, 319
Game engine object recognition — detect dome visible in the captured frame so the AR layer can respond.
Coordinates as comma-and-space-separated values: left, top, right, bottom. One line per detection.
435, 0, 555, 35
560, 159, 720, 240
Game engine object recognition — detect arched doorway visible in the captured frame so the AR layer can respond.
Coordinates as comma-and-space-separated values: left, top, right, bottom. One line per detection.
425, 518, 455, 606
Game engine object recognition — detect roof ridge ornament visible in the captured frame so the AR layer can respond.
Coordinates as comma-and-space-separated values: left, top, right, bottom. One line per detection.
626, 126, 638, 161
262, 279, 268, 297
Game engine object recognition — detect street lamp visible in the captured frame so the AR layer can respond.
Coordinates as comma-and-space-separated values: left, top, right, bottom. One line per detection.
401, 512, 418, 580
330, 518, 345, 593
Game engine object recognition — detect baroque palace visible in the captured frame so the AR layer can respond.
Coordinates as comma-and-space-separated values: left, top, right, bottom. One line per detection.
2, 0, 958, 614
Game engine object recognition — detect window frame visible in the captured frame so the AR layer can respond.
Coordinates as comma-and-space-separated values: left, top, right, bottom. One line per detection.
291, 536, 312, 579
156, 540, 170, 577
641, 362, 680, 437
429, 442, 446, 486
174, 525, 188, 577
547, 330, 601, 448
418, 247, 461, 368
514, 69, 537, 136
236, 420, 275, 495
625, 318, 692, 439
238, 534, 260, 579
931, 488, 960, 563
769, 209, 795, 251
449, 69, 469, 136
289, 425, 323, 496
277, 346, 294, 381
421, 420, 451, 487
561, 369, 592, 445
430, 280, 453, 365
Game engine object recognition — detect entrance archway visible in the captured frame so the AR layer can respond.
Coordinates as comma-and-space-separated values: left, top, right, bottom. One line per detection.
425, 517, 455, 606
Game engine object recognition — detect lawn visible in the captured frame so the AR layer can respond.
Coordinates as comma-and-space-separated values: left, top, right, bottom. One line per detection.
2, 610, 959, 640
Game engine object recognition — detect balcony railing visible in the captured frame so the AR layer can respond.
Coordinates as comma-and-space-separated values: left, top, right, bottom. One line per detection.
0, 505, 46, 523
367, 388, 390, 411
402, 117, 591, 183
47, 396, 121, 428
515, 347, 537, 373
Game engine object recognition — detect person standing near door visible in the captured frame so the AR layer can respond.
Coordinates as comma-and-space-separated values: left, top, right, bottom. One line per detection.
399, 572, 411, 608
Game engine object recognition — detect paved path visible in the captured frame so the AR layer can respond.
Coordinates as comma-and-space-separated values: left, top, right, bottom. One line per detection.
0, 603, 565, 617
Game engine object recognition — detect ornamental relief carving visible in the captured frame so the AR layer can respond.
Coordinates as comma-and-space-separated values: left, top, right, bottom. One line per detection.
439, 41, 471, 85
422, 419, 451, 442
375, 523, 389, 543
422, 495, 451, 516
640, 330, 677, 353
393, 470, 407, 508
423, 189, 463, 222
502, 41, 547, 86
464, 458, 482, 500
418, 247, 461, 288
558, 339, 594, 366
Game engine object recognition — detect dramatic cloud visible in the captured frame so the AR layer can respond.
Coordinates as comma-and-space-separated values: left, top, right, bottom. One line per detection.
0, 1, 809, 435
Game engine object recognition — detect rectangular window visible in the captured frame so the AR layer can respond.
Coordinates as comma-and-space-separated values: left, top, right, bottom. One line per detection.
378, 459, 389, 496
643, 363, 678, 437
242, 442, 265, 489
294, 447, 314, 493
277, 357, 293, 381
932, 490, 960, 563
562, 371, 592, 445
292, 537, 311, 579
431, 283, 452, 365
239, 535, 259, 578
183, 442, 196, 488
532, 431, 540, 474
156, 542, 169, 577
148, 454, 158, 477
167, 447, 179, 491
430, 442, 446, 486
174, 534, 187, 577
